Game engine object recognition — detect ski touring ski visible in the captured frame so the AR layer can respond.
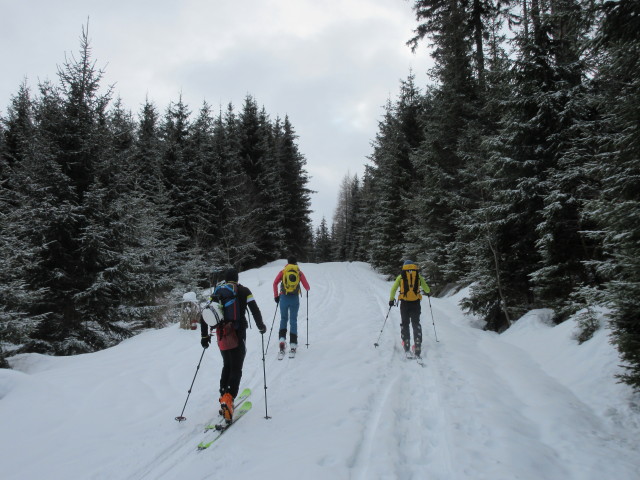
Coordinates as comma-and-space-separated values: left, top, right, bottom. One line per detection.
407, 352, 426, 367
197, 401, 252, 450
234, 387, 252, 407
403, 346, 426, 367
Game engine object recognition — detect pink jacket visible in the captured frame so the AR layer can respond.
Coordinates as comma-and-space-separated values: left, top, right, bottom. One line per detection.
273, 265, 310, 297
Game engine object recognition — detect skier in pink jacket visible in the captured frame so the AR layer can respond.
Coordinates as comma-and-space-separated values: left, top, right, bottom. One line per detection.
272, 257, 310, 355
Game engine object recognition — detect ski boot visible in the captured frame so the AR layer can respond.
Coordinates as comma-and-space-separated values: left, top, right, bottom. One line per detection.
412, 343, 422, 359
278, 338, 287, 360
219, 392, 234, 423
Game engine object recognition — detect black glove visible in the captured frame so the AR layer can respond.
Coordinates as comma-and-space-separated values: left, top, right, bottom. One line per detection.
274, 296, 280, 304
201, 335, 211, 349
258, 324, 267, 334
389, 299, 395, 307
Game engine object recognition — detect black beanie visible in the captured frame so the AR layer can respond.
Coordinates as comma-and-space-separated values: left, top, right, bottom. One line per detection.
287, 256, 297, 265
224, 268, 239, 282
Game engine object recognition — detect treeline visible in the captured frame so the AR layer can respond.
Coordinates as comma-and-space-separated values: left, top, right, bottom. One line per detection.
0, 29, 312, 363
314, 0, 640, 390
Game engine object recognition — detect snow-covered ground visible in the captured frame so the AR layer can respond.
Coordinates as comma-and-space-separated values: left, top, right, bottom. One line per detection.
1, 261, 639, 480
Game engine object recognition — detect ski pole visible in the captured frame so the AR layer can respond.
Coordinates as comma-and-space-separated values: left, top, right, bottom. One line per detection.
175, 348, 207, 422
428, 295, 439, 342
374, 304, 394, 347
260, 333, 272, 419
265, 302, 279, 355
305, 290, 309, 348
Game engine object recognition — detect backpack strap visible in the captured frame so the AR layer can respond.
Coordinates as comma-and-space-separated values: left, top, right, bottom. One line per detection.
400, 270, 408, 296
411, 271, 419, 296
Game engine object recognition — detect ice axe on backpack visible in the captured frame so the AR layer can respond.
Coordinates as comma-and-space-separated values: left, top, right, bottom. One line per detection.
374, 303, 394, 347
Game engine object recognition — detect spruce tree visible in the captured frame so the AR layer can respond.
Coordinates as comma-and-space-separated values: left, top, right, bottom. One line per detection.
464, 0, 598, 330
455, 20, 517, 330
332, 174, 364, 262
332, 174, 353, 261
313, 217, 333, 262
12, 26, 119, 353
364, 99, 407, 273
159, 96, 192, 239
524, 0, 601, 322
274, 116, 313, 260
237, 96, 280, 266
364, 75, 426, 275
185, 102, 218, 251
587, 0, 640, 390
132, 99, 165, 195
1, 86, 47, 363
407, 0, 484, 291
1, 25, 313, 359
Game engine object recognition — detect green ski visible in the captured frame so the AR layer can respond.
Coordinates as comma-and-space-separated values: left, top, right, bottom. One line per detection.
235, 387, 252, 406
197, 401, 252, 450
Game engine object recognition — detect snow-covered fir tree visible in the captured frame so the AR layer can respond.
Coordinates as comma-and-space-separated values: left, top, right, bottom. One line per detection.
0, 27, 313, 359
585, 0, 640, 389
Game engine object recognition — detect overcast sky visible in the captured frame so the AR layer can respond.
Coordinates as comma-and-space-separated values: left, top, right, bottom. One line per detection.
1, 0, 432, 228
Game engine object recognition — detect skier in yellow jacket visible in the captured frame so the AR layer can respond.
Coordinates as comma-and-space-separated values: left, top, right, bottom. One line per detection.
389, 260, 431, 358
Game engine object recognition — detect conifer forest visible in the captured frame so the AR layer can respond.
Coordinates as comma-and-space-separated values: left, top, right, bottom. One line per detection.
2, 0, 639, 391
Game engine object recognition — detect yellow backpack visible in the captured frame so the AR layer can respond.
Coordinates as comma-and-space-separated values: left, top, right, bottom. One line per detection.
399, 264, 422, 301
282, 264, 301, 294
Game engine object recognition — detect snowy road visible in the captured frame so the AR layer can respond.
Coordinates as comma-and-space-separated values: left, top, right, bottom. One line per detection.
2, 261, 639, 480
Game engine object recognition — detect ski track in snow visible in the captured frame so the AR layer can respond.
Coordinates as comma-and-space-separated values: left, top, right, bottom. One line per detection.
2, 261, 639, 480
345, 262, 455, 480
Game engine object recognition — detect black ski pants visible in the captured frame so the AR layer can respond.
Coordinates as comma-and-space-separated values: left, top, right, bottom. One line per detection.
399, 300, 422, 350
219, 329, 246, 398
